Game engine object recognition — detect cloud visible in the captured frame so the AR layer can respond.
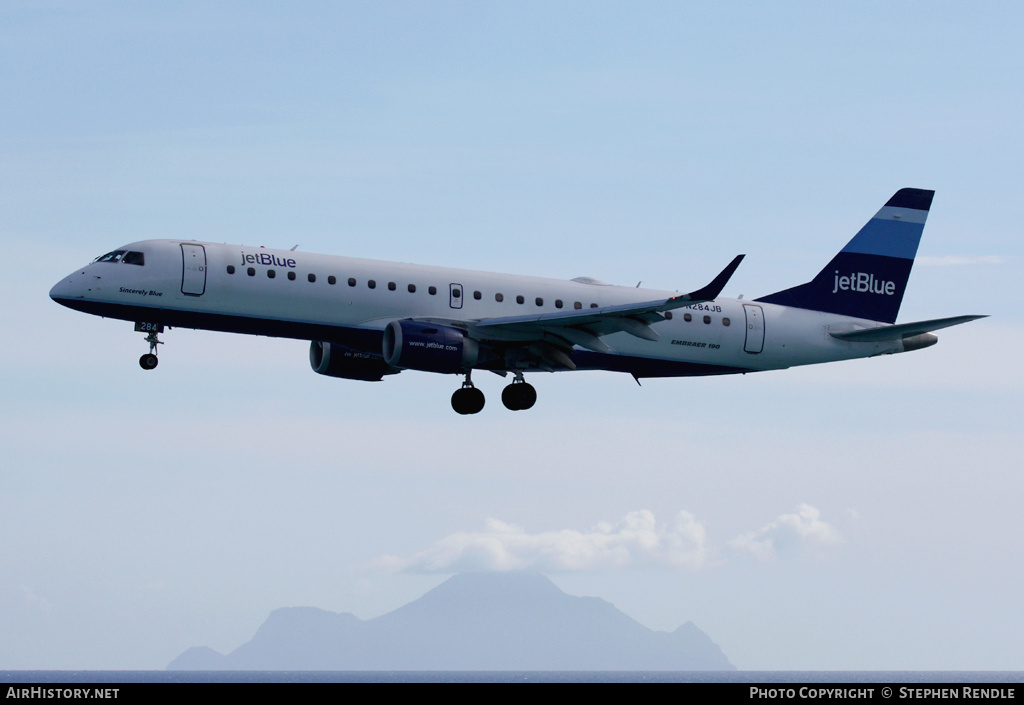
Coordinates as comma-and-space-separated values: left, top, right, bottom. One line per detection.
371, 510, 710, 574
729, 504, 841, 562
916, 255, 1007, 266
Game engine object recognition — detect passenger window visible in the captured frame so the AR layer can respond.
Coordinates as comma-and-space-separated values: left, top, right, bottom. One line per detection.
348, 277, 356, 287
590, 303, 598, 308
408, 284, 416, 293
703, 315, 711, 324
473, 290, 482, 300
535, 297, 543, 306
722, 317, 730, 326
665, 311, 673, 320
429, 286, 437, 295
287, 271, 296, 281
555, 300, 563, 308
388, 282, 396, 291
574, 302, 582, 310
308, 273, 316, 283
495, 293, 504, 302
683, 313, 692, 322
328, 276, 336, 285
516, 295, 525, 304
247, 267, 256, 277
227, 265, 235, 274
267, 270, 276, 279
368, 280, 376, 289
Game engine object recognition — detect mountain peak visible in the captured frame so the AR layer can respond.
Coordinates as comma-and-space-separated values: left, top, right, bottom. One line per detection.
169, 572, 734, 671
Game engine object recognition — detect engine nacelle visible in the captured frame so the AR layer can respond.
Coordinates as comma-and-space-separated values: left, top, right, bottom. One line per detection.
309, 341, 395, 381
381, 320, 479, 374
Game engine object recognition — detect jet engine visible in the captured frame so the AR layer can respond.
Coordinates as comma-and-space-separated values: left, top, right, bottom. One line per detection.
381, 320, 479, 374
309, 341, 395, 381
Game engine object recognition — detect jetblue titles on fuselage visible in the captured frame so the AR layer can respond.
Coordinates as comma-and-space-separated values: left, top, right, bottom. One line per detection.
49, 188, 984, 414
242, 251, 297, 268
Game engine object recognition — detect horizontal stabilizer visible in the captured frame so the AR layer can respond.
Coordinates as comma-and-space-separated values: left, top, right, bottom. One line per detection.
829, 314, 987, 342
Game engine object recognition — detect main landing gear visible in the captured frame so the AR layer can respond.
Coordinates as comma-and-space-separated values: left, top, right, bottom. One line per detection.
450, 371, 538, 415
451, 373, 486, 415
139, 331, 162, 370
501, 373, 536, 411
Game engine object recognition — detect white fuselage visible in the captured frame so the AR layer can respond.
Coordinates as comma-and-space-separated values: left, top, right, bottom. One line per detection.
50, 239, 903, 378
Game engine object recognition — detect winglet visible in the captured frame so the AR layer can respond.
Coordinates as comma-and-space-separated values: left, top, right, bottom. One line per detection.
675, 254, 745, 304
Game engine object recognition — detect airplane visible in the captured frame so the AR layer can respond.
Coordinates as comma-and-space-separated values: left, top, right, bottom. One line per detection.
50, 188, 985, 414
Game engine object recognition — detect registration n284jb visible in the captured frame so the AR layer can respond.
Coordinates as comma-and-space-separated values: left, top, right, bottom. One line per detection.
50, 188, 984, 414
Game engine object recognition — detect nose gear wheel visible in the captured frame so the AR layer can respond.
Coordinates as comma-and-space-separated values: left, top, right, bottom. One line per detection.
139, 331, 163, 370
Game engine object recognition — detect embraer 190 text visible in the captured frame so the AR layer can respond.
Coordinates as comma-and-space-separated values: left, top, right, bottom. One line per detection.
50, 188, 984, 414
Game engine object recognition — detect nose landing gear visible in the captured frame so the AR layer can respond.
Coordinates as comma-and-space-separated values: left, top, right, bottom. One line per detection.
139, 330, 163, 370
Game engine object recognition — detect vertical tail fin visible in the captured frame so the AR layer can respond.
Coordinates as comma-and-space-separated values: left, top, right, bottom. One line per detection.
756, 188, 934, 323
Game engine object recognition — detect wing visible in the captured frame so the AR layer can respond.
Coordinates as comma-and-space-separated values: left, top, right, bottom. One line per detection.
414, 255, 744, 370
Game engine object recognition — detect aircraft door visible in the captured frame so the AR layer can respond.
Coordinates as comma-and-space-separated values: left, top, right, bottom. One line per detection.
181, 244, 207, 296
743, 304, 764, 354
449, 283, 463, 309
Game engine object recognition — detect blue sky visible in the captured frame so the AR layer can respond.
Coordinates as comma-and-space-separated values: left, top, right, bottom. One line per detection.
2, 2, 1022, 670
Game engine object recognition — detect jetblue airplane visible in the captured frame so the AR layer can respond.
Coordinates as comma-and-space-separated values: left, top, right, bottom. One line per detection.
50, 188, 983, 414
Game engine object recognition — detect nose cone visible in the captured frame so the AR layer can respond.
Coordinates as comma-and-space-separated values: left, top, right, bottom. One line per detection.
50, 270, 86, 306
50, 276, 71, 300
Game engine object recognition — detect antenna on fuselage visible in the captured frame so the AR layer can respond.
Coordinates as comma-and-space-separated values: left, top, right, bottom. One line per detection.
290, 244, 299, 251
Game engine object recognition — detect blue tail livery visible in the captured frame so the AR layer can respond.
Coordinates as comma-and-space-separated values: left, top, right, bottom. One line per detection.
757, 188, 933, 323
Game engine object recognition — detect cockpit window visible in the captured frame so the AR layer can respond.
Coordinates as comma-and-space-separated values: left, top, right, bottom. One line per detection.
93, 249, 145, 265
94, 250, 126, 263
